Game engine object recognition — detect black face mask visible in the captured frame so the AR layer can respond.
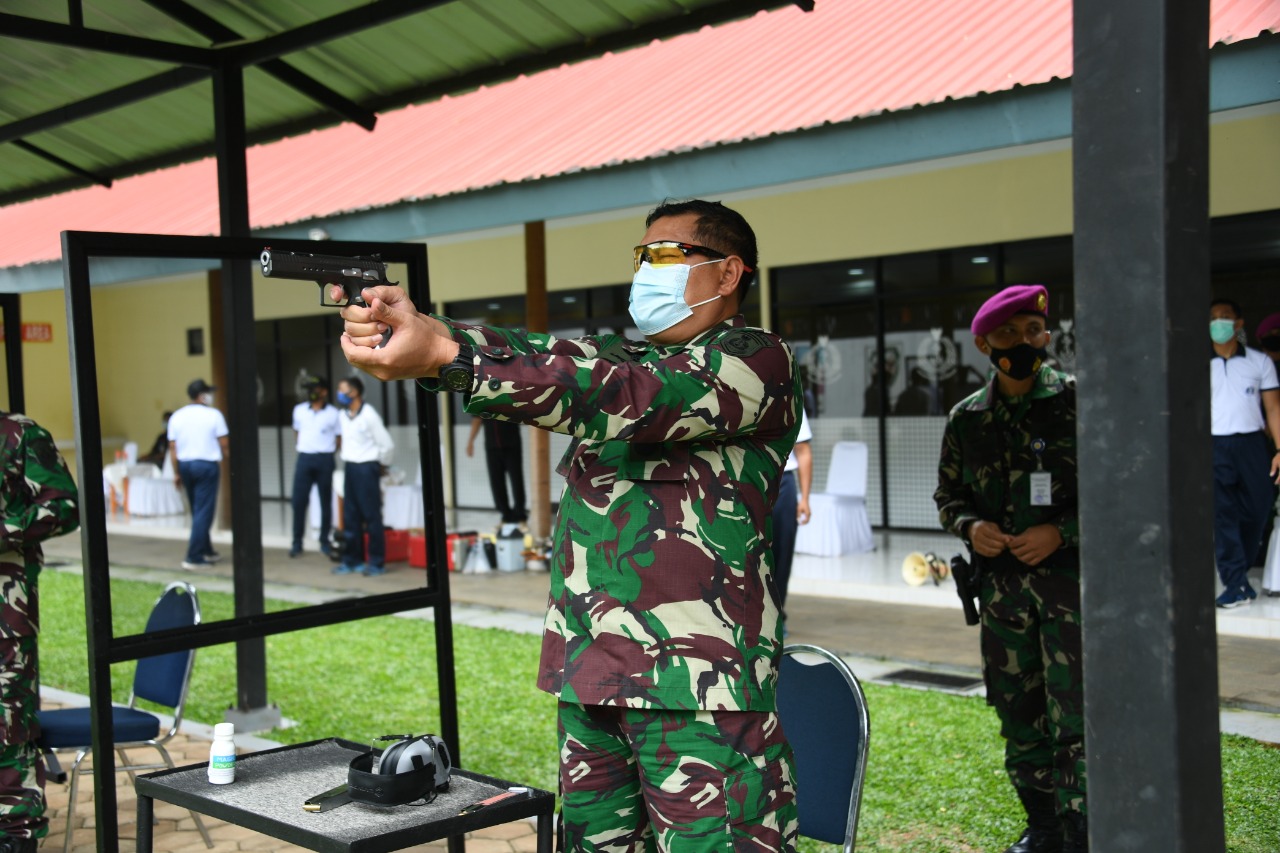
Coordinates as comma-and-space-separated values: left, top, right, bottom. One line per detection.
1262, 335, 1280, 354
988, 343, 1046, 381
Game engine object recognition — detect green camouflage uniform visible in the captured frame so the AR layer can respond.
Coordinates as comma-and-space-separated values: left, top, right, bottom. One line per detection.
427, 315, 801, 852
934, 365, 1086, 816
0, 414, 80, 841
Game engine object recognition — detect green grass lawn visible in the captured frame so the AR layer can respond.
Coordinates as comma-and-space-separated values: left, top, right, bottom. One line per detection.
39, 571, 1280, 852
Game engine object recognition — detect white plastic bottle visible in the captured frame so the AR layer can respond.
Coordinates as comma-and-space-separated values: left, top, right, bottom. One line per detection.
208, 722, 236, 784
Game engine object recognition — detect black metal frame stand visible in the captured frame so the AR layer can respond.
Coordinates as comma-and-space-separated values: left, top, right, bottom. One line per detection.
61, 231, 458, 853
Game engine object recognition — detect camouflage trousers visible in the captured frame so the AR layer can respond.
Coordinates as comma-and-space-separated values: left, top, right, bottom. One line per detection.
0, 635, 45, 840
557, 701, 797, 853
980, 566, 1086, 816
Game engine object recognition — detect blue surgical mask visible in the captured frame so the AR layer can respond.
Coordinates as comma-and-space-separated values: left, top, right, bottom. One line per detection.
336, 391, 353, 405
628, 260, 724, 336
1210, 318, 1237, 345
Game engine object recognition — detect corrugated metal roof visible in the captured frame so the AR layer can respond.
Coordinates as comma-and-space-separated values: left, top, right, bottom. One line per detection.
2, 0, 1276, 270
0, 0, 804, 203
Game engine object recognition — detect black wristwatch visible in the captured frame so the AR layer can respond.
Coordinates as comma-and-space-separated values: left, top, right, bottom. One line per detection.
438, 340, 476, 393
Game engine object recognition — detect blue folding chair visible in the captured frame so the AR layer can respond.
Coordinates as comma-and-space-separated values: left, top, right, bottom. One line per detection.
778, 643, 871, 853
37, 581, 212, 853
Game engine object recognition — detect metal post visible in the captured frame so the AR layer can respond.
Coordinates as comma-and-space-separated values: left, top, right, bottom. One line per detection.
213, 62, 277, 728
525, 221, 551, 541
1073, 1, 1224, 850
62, 232, 121, 852
0, 294, 23, 414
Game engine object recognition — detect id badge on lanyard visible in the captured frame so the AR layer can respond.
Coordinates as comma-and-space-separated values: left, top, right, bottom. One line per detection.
1030, 438, 1053, 506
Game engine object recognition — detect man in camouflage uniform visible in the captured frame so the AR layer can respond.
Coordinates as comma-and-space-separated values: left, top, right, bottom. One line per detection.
340, 199, 802, 852
934, 284, 1086, 853
0, 413, 80, 852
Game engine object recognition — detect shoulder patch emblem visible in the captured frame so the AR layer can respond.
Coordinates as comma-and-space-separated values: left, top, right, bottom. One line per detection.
719, 329, 774, 359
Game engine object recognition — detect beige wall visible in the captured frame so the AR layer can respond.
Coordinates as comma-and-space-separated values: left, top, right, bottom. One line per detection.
1209, 110, 1280, 215
90, 276, 213, 476
6, 290, 76, 469
12, 108, 1278, 479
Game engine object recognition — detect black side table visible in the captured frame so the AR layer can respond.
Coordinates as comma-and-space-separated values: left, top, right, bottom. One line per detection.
134, 738, 555, 853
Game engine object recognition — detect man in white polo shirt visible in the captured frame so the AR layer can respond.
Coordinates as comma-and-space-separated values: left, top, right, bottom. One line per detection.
335, 376, 394, 576
168, 379, 229, 571
1209, 299, 1280, 608
290, 377, 341, 559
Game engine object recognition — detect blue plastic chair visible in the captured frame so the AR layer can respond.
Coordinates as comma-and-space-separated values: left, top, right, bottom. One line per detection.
37, 582, 212, 852
778, 643, 871, 853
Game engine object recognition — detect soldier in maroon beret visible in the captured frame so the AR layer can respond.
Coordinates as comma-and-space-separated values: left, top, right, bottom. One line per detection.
937, 284, 1087, 852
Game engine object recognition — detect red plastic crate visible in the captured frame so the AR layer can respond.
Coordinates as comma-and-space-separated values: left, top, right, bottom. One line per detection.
365, 529, 410, 563
409, 533, 428, 569
445, 532, 478, 571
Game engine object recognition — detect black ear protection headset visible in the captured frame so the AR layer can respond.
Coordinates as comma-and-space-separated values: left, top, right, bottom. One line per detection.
347, 733, 452, 807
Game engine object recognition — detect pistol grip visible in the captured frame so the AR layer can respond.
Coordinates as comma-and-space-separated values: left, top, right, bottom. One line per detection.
351, 296, 392, 349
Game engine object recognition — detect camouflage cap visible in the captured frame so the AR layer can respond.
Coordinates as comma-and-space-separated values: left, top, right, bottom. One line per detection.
971, 284, 1049, 337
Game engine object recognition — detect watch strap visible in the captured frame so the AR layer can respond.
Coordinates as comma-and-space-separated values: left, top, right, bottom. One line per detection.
443, 340, 476, 392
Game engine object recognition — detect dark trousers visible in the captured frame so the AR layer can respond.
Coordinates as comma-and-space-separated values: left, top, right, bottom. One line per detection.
770, 470, 798, 611
485, 442, 527, 523
178, 460, 220, 564
291, 452, 336, 549
343, 461, 384, 569
0, 633, 45, 839
1212, 431, 1275, 592
981, 566, 1086, 815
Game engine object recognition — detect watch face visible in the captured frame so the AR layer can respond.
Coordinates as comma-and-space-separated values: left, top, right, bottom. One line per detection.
443, 367, 470, 393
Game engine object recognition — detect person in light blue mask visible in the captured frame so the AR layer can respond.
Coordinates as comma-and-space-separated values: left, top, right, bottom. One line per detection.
1209, 298, 1280, 609
333, 199, 805, 853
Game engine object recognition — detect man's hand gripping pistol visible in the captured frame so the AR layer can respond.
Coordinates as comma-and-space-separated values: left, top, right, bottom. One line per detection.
260, 249, 396, 347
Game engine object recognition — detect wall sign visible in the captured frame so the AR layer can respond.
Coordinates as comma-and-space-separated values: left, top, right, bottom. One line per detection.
0, 323, 53, 343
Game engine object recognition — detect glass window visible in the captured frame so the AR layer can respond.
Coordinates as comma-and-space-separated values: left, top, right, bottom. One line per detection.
882, 246, 999, 294
881, 290, 991, 528
773, 262, 884, 526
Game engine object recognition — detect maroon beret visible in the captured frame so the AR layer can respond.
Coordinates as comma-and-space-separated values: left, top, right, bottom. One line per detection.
971, 284, 1049, 337
1258, 313, 1280, 341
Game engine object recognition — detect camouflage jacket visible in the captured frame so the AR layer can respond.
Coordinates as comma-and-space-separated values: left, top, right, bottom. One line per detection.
427, 315, 801, 711
934, 365, 1079, 569
0, 413, 80, 638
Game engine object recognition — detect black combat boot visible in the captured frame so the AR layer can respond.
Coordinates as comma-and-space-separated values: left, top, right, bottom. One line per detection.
0, 836, 37, 853
1061, 810, 1088, 853
1003, 788, 1064, 853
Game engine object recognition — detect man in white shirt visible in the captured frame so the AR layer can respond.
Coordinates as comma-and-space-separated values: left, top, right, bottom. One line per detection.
1209, 299, 1280, 608
770, 409, 812, 620
290, 377, 342, 559
335, 376, 395, 576
168, 379, 229, 570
